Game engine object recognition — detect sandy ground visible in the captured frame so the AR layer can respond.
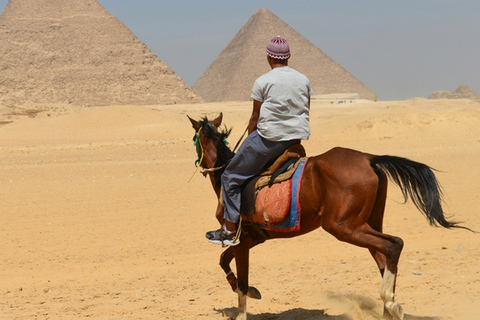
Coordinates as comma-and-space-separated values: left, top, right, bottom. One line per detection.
0, 98, 479, 320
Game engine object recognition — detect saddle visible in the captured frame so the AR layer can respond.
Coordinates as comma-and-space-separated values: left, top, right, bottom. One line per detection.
240, 144, 306, 217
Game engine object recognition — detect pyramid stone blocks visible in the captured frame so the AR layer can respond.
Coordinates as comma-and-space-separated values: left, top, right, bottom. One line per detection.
0, 0, 202, 106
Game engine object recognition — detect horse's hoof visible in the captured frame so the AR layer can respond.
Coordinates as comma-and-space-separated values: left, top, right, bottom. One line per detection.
247, 286, 261, 299
385, 301, 404, 320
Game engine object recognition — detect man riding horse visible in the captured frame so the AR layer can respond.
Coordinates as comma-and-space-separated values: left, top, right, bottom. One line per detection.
206, 36, 313, 246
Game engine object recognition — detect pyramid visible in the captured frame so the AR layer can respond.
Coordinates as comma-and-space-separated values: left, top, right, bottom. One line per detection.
193, 8, 377, 102
0, 0, 202, 106
429, 85, 480, 103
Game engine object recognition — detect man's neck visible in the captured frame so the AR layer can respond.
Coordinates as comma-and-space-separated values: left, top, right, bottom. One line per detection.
271, 63, 287, 69
267, 56, 288, 69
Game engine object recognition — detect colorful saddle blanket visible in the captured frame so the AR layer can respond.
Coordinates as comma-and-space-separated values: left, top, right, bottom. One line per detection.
245, 157, 308, 232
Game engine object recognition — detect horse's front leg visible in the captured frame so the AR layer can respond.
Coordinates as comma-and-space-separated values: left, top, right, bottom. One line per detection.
220, 241, 263, 297
215, 201, 225, 225
220, 247, 237, 292
232, 243, 250, 320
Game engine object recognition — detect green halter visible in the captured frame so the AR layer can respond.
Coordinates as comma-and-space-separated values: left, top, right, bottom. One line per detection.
193, 127, 204, 167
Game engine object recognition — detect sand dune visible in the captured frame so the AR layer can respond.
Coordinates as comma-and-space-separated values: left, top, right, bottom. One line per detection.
0, 98, 479, 319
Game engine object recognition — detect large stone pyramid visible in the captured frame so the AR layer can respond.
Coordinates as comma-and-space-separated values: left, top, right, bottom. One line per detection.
193, 8, 377, 102
0, 0, 202, 106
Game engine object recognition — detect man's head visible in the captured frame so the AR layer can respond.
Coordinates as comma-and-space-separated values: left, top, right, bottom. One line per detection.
266, 36, 290, 68
266, 36, 290, 60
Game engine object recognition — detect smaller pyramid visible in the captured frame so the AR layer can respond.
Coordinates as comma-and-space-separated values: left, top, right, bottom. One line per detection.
429, 85, 480, 103
0, 0, 202, 106
193, 8, 377, 102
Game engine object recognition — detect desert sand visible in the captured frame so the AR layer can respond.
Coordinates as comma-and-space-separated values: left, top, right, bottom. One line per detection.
0, 98, 479, 320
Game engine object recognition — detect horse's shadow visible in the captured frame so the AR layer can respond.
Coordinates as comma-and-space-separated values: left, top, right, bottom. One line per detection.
216, 307, 349, 320
215, 307, 442, 320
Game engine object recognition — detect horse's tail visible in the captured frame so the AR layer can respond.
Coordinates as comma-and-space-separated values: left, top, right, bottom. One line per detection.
371, 155, 472, 231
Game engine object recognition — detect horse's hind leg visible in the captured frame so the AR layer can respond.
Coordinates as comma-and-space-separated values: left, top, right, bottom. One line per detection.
377, 232, 404, 320
323, 209, 404, 320
367, 173, 404, 319
367, 173, 388, 273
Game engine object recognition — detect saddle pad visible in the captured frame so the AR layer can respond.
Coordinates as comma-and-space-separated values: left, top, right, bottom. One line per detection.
246, 157, 308, 232
254, 179, 292, 225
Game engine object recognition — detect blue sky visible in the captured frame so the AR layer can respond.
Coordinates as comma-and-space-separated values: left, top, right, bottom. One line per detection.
1, 0, 479, 101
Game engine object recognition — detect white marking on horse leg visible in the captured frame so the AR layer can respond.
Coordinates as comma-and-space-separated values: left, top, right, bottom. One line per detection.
380, 268, 404, 320
235, 289, 247, 320
380, 268, 396, 302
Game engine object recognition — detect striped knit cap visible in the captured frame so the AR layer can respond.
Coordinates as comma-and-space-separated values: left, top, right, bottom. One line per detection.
265, 36, 290, 60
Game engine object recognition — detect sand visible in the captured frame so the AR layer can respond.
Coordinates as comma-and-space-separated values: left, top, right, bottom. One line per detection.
0, 98, 479, 319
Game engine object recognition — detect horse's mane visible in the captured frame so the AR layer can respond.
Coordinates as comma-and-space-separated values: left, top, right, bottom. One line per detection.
199, 117, 235, 188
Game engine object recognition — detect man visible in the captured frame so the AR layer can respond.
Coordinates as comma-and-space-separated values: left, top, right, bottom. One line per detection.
206, 36, 312, 246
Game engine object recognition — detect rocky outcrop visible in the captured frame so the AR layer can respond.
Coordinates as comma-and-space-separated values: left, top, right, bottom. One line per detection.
429, 85, 480, 103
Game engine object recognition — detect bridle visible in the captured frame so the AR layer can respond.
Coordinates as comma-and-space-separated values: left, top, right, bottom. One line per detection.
188, 124, 248, 182
188, 121, 248, 243
188, 125, 228, 182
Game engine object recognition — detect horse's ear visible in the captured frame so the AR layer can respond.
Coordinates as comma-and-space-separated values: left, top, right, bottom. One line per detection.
187, 115, 200, 131
212, 112, 223, 128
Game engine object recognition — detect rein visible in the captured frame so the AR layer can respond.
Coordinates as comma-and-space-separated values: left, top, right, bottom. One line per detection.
232, 125, 248, 153
187, 127, 205, 182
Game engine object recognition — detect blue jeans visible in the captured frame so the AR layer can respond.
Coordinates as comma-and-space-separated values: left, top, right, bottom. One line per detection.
221, 130, 299, 223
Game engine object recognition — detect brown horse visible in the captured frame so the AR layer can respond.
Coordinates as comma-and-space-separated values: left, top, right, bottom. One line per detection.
188, 113, 470, 320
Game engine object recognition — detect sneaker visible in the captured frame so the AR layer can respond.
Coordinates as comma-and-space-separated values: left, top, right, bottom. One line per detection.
206, 228, 240, 246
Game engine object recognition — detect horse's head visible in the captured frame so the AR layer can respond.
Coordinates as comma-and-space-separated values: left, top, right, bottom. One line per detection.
188, 113, 234, 188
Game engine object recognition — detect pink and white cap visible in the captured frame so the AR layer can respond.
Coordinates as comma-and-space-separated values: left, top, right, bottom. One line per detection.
265, 36, 291, 60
